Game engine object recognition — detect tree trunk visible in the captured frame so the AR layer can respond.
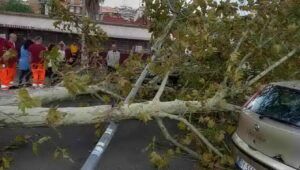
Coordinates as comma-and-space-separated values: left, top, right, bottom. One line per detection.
0, 86, 121, 106
0, 100, 239, 127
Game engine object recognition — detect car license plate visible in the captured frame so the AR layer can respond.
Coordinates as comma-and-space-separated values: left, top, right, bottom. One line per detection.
236, 157, 256, 170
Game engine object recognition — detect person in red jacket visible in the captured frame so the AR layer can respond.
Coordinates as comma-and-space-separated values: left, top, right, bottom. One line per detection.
0, 36, 9, 90
6, 33, 18, 87
28, 36, 46, 88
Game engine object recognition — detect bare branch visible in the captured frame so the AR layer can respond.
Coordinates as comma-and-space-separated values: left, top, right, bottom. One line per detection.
155, 117, 200, 159
153, 72, 200, 159
247, 48, 298, 86
153, 72, 170, 101
158, 112, 223, 157
237, 36, 276, 71
125, 15, 177, 104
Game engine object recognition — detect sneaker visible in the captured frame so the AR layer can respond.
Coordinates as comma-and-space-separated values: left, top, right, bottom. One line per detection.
32, 83, 38, 88
1, 85, 9, 91
38, 84, 45, 88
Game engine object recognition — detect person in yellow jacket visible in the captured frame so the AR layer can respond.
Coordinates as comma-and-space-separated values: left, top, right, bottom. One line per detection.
68, 42, 79, 65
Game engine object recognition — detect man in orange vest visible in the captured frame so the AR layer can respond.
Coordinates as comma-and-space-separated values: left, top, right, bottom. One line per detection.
28, 36, 46, 88
6, 33, 18, 87
0, 36, 9, 90
0, 34, 18, 90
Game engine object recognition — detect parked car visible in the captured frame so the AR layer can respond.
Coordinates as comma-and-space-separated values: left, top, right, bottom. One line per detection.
232, 81, 300, 170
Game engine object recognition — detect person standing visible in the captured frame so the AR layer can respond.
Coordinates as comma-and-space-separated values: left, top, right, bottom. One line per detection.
18, 39, 33, 86
58, 41, 65, 62
106, 43, 120, 72
0, 36, 9, 90
6, 33, 18, 87
46, 43, 55, 83
68, 42, 79, 65
28, 36, 46, 88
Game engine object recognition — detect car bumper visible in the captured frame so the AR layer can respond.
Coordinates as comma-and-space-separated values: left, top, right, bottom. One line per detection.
232, 133, 296, 170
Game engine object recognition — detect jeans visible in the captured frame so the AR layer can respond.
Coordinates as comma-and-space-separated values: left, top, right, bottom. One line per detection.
18, 69, 31, 85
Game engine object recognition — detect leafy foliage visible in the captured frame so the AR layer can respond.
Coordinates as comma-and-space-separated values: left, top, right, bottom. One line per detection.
0, 155, 13, 170
18, 88, 41, 114
53, 147, 74, 163
149, 151, 171, 170
2, 49, 17, 62
63, 72, 91, 96
137, 112, 153, 123
141, 0, 300, 168
3, 135, 28, 151
0, 0, 33, 13
46, 108, 65, 127
32, 136, 51, 156
44, 46, 63, 72
49, 0, 107, 53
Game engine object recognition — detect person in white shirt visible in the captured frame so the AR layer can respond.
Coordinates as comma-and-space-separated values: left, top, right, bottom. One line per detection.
106, 44, 120, 71
58, 41, 66, 62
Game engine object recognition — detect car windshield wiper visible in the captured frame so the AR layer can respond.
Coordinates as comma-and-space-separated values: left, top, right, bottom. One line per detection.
259, 114, 300, 127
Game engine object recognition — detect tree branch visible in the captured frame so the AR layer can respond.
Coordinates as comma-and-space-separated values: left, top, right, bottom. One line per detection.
153, 72, 170, 101
237, 36, 276, 71
246, 48, 298, 86
158, 112, 223, 157
154, 72, 199, 158
153, 72, 220, 158
155, 117, 200, 159
125, 15, 177, 104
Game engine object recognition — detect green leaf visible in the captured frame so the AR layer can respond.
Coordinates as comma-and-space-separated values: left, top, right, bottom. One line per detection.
37, 136, 51, 144
102, 95, 111, 104
18, 88, 41, 114
137, 112, 152, 123
53, 148, 74, 163
53, 149, 60, 159
177, 122, 186, 130
1, 157, 10, 169
46, 108, 65, 127
149, 151, 169, 169
32, 142, 38, 156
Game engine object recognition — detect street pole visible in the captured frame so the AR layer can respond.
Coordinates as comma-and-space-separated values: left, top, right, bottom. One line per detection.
81, 122, 118, 170
81, 0, 88, 67
80, 2, 120, 170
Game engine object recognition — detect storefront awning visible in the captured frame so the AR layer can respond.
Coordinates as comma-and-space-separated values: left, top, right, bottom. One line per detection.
0, 13, 151, 41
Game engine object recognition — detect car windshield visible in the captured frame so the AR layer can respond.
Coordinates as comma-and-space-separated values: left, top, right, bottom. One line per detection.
245, 85, 300, 127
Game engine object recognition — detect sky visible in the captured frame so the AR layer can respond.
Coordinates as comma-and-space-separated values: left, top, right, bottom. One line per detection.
103, 0, 143, 9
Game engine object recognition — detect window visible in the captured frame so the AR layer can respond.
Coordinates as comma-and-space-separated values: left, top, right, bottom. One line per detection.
70, 6, 74, 13
96, 14, 100, 21
76, 6, 81, 14
246, 85, 300, 127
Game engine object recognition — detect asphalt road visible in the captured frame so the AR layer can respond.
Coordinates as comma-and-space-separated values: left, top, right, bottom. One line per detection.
1, 120, 198, 170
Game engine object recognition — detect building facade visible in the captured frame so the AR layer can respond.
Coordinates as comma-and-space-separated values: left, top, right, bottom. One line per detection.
0, 12, 151, 55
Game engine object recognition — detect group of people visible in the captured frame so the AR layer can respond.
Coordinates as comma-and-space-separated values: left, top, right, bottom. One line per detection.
0, 33, 123, 91
0, 33, 82, 90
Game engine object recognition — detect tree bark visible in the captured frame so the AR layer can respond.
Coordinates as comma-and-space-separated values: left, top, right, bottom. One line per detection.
0, 86, 122, 106
0, 100, 239, 127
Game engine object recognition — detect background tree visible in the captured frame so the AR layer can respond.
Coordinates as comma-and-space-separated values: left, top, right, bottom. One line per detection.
0, 0, 33, 13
